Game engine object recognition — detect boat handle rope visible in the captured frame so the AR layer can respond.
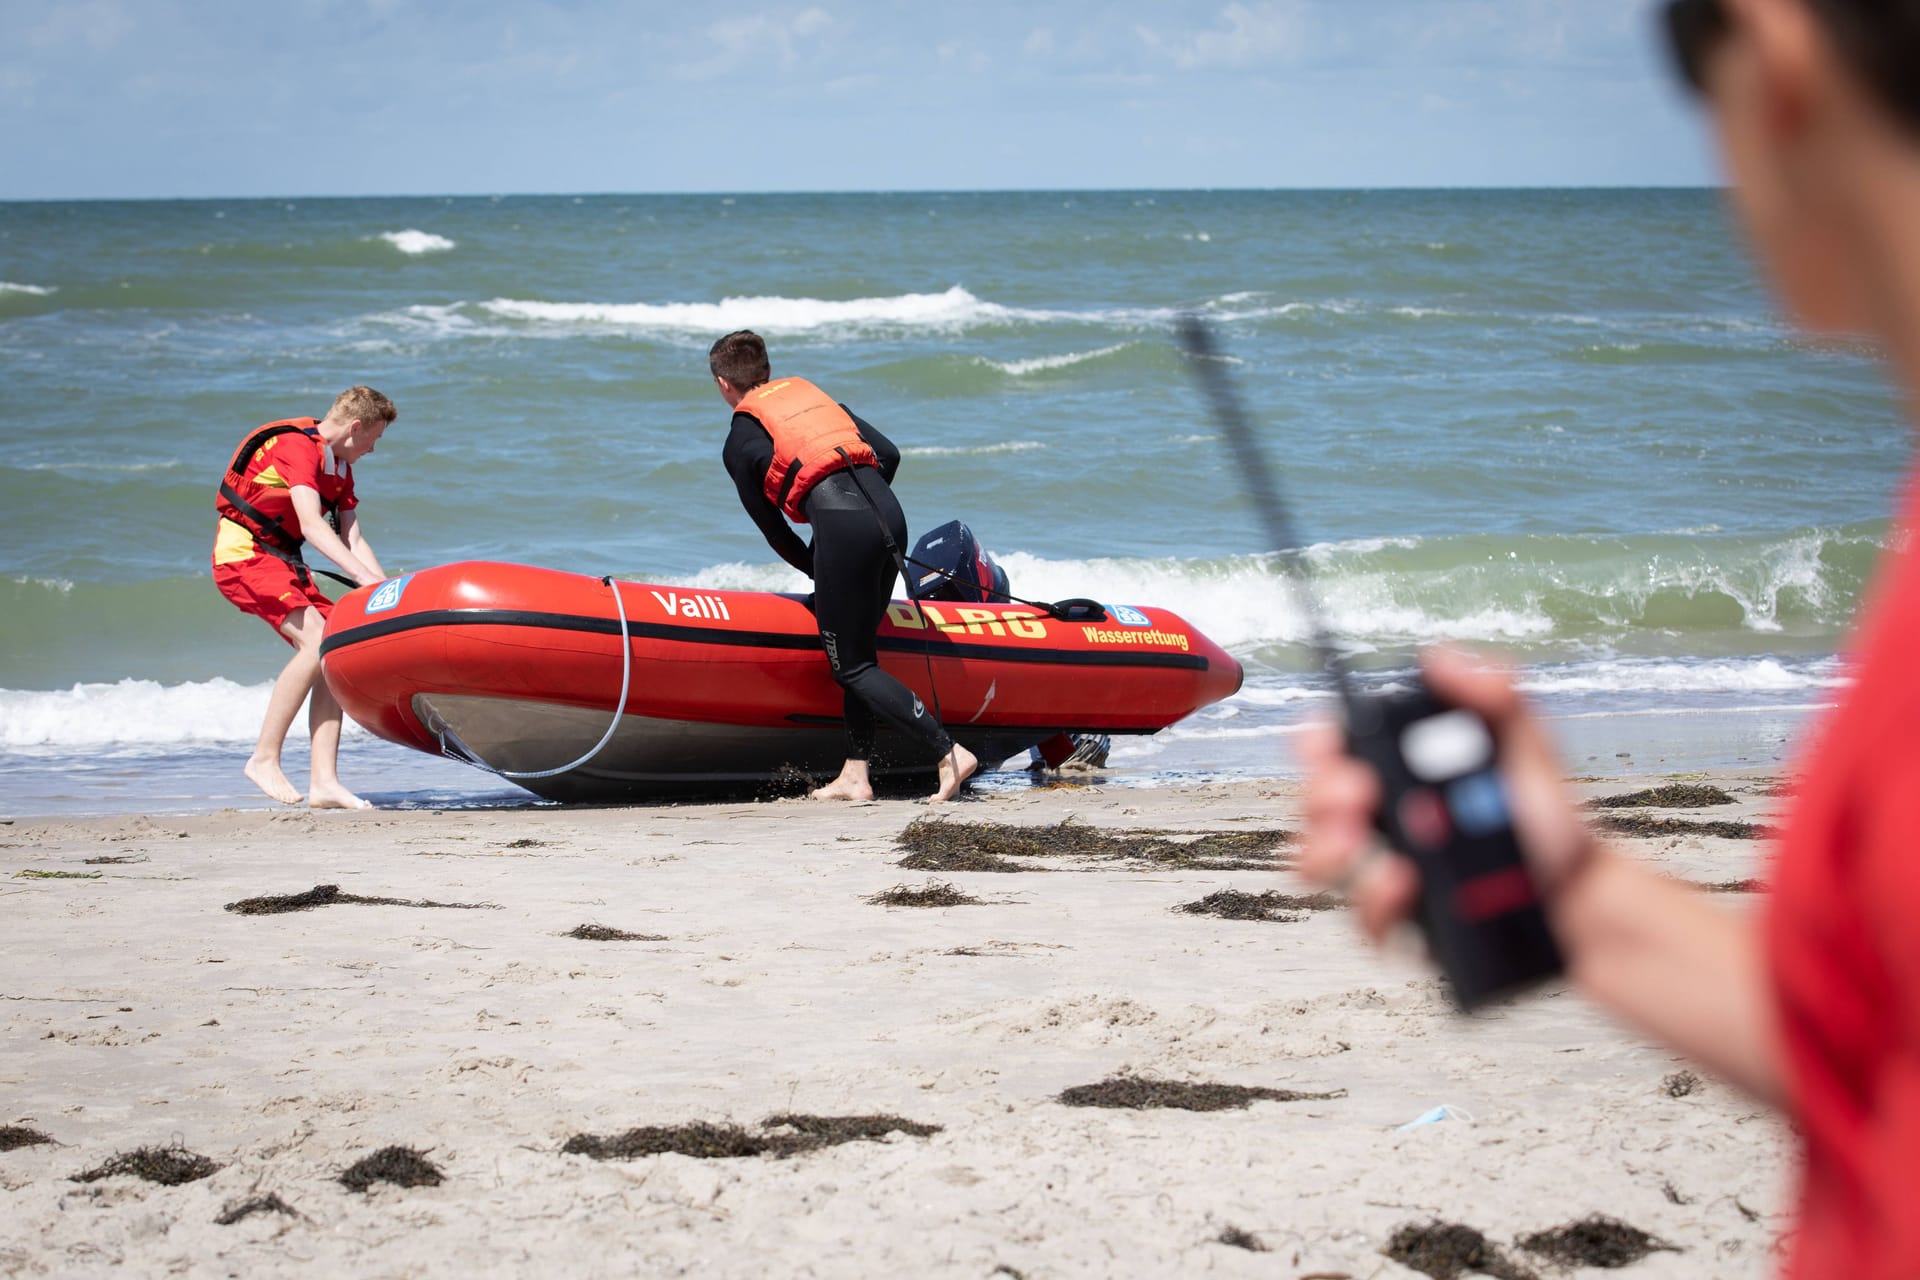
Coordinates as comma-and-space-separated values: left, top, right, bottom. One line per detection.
434, 576, 634, 780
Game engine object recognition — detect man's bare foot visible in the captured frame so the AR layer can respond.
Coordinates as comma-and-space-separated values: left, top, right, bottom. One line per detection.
810, 777, 875, 801
810, 760, 874, 801
244, 757, 303, 805
308, 783, 372, 810
927, 743, 978, 804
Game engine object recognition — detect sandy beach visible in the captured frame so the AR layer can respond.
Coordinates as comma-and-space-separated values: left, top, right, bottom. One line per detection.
0, 774, 1789, 1278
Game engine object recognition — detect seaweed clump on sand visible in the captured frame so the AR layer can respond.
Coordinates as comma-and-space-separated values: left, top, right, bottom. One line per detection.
339, 1145, 443, 1191
1384, 1222, 1537, 1280
1175, 888, 1342, 922
0, 1126, 54, 1152
1589, 783, 1735, 809
72, 1144, 220, 1186
896, 817, 1292, 873
566, 924, 667, 941
215, 1192, 298, 1225
1057, 1076, 1344, 1112
1517, 1215, 1679, 1268
225, 884, 497, 914
1662, 1070, 1702, 1098
1594, 814, 1769, 840
1216, 1226, 1268, 1251
1698, 878, 1764, 893
563, 1113, 940, 1161
866, 881, 983, 907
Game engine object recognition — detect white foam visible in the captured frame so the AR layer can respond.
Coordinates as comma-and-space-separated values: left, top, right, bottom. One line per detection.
479, 285, 1013, 335
1517, 657, 1847, 696
364, 287, 1337, 343
0, 678, 368, 747
377, 229, 456, 255
0, 281, 57, 296
662, 560, 811, 594
986, 344, 1130, 376
901, 441, 1047, 458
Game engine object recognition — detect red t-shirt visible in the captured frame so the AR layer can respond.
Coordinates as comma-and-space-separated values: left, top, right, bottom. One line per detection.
213, 420, 357, 565
1769, 474, 1920, 1278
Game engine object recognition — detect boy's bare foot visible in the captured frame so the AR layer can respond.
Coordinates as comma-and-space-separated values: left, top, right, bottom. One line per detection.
810, 760, 874, 802
927, 743, 978, 804
308, 783, 372, 810
244, 757, 303, 805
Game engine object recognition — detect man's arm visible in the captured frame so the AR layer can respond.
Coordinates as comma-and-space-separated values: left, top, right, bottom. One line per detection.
723, 414, 814, 577
290, 487, 382, 587
337, 508, 386, 581
850, 411, 901, 485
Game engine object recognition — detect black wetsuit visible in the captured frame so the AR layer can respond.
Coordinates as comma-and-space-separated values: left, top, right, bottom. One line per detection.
722, 407, 954, 764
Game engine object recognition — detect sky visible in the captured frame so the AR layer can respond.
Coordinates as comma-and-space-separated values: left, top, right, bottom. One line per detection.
0, 0, 1720, 199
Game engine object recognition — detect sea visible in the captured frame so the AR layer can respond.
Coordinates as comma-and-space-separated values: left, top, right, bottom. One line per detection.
0, 189, 1905, 816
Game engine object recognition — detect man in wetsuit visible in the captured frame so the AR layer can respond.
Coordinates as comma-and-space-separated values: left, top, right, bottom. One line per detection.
710, 329, 975, 803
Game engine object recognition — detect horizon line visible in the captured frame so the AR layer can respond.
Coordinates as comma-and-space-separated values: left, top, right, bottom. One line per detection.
0, 182, 1727, 205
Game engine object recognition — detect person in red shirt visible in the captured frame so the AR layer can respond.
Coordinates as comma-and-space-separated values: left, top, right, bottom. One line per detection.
212, 385, 394, 809
1298, 2, 1920, 1275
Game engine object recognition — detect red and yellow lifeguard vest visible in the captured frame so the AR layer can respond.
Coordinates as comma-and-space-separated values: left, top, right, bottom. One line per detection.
736, 377, 876, 522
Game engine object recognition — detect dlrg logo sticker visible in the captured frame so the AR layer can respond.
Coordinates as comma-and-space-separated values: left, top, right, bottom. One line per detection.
365, 575, 412, 613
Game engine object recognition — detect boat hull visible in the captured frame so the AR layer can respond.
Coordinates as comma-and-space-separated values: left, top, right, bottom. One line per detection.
320, 561, 1243, 802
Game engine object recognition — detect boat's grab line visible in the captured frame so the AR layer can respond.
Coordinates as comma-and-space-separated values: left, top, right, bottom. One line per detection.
320, 605, 1212, 671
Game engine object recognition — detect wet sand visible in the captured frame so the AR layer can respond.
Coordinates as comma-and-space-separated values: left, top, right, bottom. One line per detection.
0, 775, 1789, 1278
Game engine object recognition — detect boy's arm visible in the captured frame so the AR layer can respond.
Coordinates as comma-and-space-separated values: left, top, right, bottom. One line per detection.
290, 487, 382, 586
337, 508, 386, 581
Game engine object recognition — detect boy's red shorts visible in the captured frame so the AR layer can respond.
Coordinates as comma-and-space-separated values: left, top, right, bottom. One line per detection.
213, 555, 334, 644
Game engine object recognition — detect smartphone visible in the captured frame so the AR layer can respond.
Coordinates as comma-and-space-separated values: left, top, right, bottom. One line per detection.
1177, 316, 1563, 1009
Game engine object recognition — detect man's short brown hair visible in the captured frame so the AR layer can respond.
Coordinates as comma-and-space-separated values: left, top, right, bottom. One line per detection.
709, 330, 770, 391
329, 385, 398, 425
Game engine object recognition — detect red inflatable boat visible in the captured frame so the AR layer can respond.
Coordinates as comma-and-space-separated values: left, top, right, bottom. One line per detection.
320, 560, 1243, 802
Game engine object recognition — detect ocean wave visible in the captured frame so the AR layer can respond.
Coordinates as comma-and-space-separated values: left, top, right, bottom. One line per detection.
364, 287, 1352, 343
0, 677, 367, 747
901, 441, 1048, 458
376, 229, 456, 255
1517, 657, 1848, 696
666, 526, 1879, 656
478, 285, 1012, 334
985, 344, 1132, 376
1, 282, 57, 295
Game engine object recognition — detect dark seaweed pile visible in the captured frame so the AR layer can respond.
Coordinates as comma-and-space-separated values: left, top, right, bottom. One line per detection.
866, 881, 982, 907
1517, 1215, 1679, 1267
72, 1145, 220, 1186
1589, 783, 1734, 808
564, 1113, 941, 1161
1057, 1076, 1344, 1111
1595, 814, 1768, 840
1175, 888, 1343, 921
566, 924, 667, 941
225, 884, 496, 914
897, 818, 1291, 873
1385, 1222, 1537, 1280
0, 1126, 54, 1152
338, 1146, 444, 1191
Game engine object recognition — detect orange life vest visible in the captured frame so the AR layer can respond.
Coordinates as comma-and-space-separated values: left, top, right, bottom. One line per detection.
736, 377, 877, 521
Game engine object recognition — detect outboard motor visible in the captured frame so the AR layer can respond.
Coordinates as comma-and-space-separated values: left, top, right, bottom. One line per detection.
908, 519, 1009, 604
904, 519, 1111, 774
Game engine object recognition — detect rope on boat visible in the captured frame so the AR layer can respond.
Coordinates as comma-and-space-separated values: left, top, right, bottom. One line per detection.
434, 576, 634, 780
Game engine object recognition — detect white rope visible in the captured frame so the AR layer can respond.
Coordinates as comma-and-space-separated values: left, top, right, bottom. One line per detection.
439, 577, 634, 780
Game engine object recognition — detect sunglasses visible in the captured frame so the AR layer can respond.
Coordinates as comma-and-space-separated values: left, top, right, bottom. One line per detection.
1664, 0, 1732, 95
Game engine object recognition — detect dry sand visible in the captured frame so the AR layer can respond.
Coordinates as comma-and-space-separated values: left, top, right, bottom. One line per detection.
0, 774, 1789, 1278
